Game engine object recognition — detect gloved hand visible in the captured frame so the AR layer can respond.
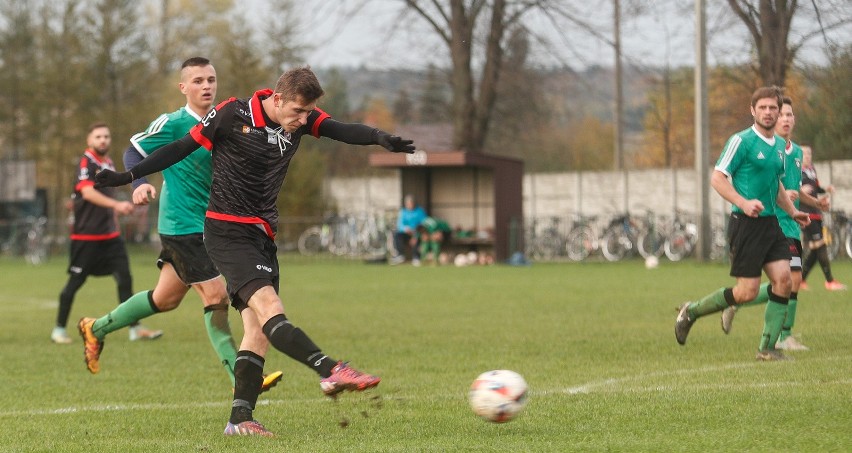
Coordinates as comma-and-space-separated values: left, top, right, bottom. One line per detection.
375, 130, 415, 154
94, 169, 134, 188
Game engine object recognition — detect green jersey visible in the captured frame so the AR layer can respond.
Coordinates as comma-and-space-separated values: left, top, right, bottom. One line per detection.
776, 140, 802, 239
715, 125, 786, 217
420, 217, 451, 233
130, 105, 211, 235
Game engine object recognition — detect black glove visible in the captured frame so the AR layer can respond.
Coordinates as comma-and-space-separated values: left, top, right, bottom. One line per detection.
375, 130, 415, 154
94, 169, 134, 188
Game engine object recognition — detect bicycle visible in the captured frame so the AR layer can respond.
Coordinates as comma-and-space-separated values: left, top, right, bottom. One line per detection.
664, 211, 698, 262
565, 214, 599, 262
600, 213, 643, 262
530, 216, 567, 261
637, 210, 666, 259
297, 213, 343, 256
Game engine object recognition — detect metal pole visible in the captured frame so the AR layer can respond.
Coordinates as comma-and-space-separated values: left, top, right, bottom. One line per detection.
694, 0, 712, 261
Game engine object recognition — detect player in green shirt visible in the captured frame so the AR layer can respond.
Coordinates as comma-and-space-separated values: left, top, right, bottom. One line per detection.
719, 96, 827, 351
417, 216, 452, 264
674, 86, 810, 361
78, 57, 282, 391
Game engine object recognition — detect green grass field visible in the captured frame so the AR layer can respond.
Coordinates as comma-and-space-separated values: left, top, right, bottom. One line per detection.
1, 249, 851, 452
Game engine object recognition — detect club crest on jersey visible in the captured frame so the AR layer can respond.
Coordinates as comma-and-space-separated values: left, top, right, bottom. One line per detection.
242, 125, 251, 134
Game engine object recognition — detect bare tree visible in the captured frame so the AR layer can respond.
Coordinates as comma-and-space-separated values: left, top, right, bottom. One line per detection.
403, 0, 543, 153
726, 0, 851, 86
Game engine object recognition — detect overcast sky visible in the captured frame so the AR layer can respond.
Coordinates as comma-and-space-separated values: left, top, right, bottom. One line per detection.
283, 1, 850, 71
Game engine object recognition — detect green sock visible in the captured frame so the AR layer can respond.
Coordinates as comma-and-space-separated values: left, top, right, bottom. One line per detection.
740, 282, 770, 308
91, 291, 157, 340
759, 299, 788, 351
688, 288, 730, 319
204, 304, 238, 386
779, 297, 798, 342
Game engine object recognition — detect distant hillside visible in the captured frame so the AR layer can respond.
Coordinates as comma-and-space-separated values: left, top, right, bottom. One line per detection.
315, 65, 655, 132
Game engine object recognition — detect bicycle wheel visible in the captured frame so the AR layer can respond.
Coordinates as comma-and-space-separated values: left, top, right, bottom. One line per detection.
25, 227, 48, 265
532, 233, 561, 261
824, 225, 840, 261
565, 226, 596, 261
664, 229, 692, 262
600, 229, 630, 262
637, 229, 665, 258
297, 226, 324, 256
845, 226, 852, 260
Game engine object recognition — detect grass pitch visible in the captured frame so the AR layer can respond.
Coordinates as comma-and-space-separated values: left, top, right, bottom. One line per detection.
1, 249, 850, 452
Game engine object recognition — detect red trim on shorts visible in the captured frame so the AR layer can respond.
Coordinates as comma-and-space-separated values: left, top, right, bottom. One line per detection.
205, 211, 275, 240
808, 213, 822, 221
71, 231, 120, 241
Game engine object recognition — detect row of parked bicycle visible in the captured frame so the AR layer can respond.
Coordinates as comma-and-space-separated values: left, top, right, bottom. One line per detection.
526, 210, 852, 263
525, 211, 726, 262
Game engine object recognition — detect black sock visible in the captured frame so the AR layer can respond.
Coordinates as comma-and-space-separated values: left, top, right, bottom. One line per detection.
230, 350, 264, 424
816, 245, 834, 281
262, 314, 337, 377
802, 247, 817, 280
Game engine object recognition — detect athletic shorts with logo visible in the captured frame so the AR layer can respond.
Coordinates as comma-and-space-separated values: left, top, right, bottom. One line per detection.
157, 233, 220, 285
787, 237, 803, 271
802, 218, 824, 241
727, 214, 791, 278
203, 218, 279, 310
67, 237, 130, 277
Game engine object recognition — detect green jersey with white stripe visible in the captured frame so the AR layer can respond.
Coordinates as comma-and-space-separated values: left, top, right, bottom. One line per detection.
715, 125, 786, 217
130, 105, 211, 235
777, 140, 803, 239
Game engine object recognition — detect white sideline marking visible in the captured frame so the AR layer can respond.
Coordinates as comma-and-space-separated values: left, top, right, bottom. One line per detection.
558, 355, 852, 395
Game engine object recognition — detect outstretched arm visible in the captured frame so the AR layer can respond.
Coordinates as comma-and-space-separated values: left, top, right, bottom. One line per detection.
96, 135, 199, 187
318, 119, 415, 153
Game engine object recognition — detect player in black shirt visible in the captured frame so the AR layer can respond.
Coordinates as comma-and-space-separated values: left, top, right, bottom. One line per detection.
53, 123, 161, 344
800, 145, 847, 290
96, 66, 414, 437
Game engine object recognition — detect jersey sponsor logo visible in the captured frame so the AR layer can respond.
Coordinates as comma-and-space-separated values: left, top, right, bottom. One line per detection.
256, 264, 272, 272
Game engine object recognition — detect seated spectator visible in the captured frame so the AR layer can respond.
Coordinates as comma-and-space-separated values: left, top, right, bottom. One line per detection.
390, 194, 426, 265
417, 216, 452, 266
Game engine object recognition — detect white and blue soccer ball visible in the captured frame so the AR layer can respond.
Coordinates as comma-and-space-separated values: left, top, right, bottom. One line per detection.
468, 369, 528, 423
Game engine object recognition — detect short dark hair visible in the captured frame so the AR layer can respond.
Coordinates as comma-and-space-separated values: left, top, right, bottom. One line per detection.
751, 86, 783, 108
781, 95, 792, 107
87, 122, 109, 134
274, 66, 324, 103
181, 57, 211, 69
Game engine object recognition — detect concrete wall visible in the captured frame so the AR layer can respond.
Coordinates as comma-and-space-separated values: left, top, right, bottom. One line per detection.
327, 160, 852, 226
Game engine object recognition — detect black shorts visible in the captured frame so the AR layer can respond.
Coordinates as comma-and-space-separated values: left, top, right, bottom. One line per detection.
204, 218, 279, 310
727, 214, 791, 278
788, 238, 802, 271
68, 237, 130, 277
158, 233, 220, 285
802, 218, 824, 241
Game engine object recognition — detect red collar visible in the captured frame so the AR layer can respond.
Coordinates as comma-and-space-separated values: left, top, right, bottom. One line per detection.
249, 89, 274, 128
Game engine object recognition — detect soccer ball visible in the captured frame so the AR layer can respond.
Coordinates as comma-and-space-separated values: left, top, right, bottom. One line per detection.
468, 370, 528, 423
644, 255, 659, 269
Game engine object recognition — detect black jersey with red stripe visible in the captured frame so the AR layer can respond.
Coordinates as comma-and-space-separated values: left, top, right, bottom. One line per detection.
188, 89, 330, 236
801, 165, 825, 216
72, 149, 121, 241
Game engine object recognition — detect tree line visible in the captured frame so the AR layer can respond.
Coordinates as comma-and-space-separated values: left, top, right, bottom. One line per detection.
1, 0, 849, 227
